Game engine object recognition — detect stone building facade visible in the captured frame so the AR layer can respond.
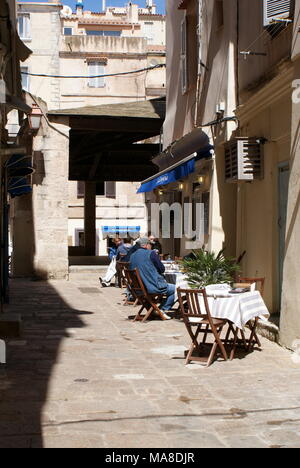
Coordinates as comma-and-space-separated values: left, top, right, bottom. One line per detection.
11, 1, 166, 276
139, 0, 300, 349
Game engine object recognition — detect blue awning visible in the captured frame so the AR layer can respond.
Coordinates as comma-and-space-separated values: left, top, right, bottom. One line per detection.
137, 158, 196, 194
8, 177, 32, 198
102, 226, 141, 238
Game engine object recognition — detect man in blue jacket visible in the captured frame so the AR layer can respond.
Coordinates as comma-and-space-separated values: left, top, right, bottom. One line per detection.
129, 237, 175, 320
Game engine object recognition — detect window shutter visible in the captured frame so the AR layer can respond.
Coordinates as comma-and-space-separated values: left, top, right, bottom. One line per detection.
181, 16, 189, 94
21, 67, 29, 92
88, 62, 105, 88
105, 181, 116, 199
224, 138, 263, 182
197, 0, 203, 76
263, 0, 294, 26
18, 14, 31, 39
77, 181, 85, 198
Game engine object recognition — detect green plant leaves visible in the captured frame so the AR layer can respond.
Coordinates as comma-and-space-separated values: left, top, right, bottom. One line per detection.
181, 249, 240, 288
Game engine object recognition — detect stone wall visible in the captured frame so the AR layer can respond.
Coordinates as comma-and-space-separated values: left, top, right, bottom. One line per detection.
11, 107, 70, 280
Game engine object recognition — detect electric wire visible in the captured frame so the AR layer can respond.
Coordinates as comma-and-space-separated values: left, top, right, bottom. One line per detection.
21, 63, 166, 79
242, 20, 287, 54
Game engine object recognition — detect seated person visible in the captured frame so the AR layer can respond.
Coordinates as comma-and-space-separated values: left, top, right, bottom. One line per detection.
148, 234, 162, 254
122, 238, 141, 262
116, 237, 132, 260
129, 237, 175, 320
100, 238, 120, 287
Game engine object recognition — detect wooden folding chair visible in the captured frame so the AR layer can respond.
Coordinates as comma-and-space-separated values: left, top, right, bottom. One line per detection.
125, 268, 168, 322
226, 277, 265, 359
116, 261, 130, 288
177, 288, 228, 367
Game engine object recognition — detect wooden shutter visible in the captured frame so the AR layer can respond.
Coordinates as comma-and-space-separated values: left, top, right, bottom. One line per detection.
181, 15, 189, 94
18, 14, 31, 39
88, 62, 105, 88
224, 138, 263, 182
263, 0, 294, 26
197, 0, 203, 76
105, 181, 116, 199
77, 181, 85, 198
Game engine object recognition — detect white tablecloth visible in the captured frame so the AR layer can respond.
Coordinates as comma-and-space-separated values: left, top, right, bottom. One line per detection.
164, 276, 270, 330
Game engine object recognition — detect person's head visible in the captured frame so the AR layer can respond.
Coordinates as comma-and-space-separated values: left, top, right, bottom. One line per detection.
113, 237, 122, 246
138, 237, 152, 250
148, 234, 156, 244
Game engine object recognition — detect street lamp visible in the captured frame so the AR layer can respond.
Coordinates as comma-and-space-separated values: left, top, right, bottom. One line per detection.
28, 103, 43, 133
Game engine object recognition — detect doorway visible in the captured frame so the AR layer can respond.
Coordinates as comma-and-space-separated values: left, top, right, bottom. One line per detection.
278, 162, 290, 310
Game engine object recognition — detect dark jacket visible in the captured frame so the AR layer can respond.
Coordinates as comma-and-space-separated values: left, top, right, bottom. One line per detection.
122, 243, 140, 262
130, 248, 167, 295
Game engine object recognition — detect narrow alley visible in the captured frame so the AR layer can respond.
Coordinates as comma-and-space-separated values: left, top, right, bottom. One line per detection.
1, 275, 300, 449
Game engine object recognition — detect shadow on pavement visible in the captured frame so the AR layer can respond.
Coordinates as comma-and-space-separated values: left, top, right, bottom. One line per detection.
0, 278, 87, 448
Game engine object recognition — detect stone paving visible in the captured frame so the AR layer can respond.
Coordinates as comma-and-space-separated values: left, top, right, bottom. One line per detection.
0, 276, 300, 448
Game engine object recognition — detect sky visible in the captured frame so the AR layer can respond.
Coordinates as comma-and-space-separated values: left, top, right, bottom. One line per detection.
20, 1, 166, 15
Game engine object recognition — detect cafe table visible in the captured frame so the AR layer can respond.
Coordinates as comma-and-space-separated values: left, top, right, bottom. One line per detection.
164, 276, 270, 330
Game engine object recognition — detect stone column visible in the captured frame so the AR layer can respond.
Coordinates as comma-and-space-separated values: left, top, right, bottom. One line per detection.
279, 56, 300, 349
32, 118, 70, 279
84, 181, 96, 256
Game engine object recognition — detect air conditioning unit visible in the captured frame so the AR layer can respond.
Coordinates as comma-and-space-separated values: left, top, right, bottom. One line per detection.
224, 137, 263, 183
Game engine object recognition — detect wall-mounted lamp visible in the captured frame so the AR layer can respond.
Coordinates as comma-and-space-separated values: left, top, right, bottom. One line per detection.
28, 104, 43, 133
198, 175, 205, 185
178, 182, 184, 190
158, 190, 164, 196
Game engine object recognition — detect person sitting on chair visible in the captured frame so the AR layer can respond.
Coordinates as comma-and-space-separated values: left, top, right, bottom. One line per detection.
148, 234, 162, 254
129, 237, 175, 320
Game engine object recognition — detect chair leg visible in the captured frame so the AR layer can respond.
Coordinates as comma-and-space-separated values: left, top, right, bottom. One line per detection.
230, 327, 239, 360
247, 318, 261, 351
215, 326, 228, 361
142, 306, 154, 322
133, 303, 146, 321
185, 343, 196, 365
206, 341, 218, 367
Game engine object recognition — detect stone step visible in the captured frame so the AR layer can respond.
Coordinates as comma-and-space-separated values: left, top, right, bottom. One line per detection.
256, 318, 279, 344
69, 265, 108, 273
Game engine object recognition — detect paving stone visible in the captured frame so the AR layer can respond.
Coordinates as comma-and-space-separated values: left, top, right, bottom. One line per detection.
0, 277, 300, 448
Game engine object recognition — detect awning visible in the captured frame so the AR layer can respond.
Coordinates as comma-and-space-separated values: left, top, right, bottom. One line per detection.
102, 226, 141, 238
7, 176, 32, 198
137, 144, 213, 193
137, 157, 195, 193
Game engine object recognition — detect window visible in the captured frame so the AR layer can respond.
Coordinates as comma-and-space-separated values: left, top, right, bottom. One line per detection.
263, 0, 294, 27
105, 181, 116, 199
77, 181, 85, 198
143, 21, 154, 44
88, 61, 105, 88
18, 14, 31, 40
63, 27, 73, 36
181, 15, 189, 94
77, 181, 116, 198
96, 181, 116, 198
20, 66, 29, 92
86, 30, 121, 36
96, 182, 105, 196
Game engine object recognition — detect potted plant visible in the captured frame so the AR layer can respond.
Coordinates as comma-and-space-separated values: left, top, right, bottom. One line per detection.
181, 249, 240, 288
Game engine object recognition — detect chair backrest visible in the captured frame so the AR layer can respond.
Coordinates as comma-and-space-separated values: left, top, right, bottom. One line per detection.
125, 268, 148, 299
117, 261, 130, 287
238, 277, 265, 296
177, 287, 214, 325
117, 261, 130, 276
